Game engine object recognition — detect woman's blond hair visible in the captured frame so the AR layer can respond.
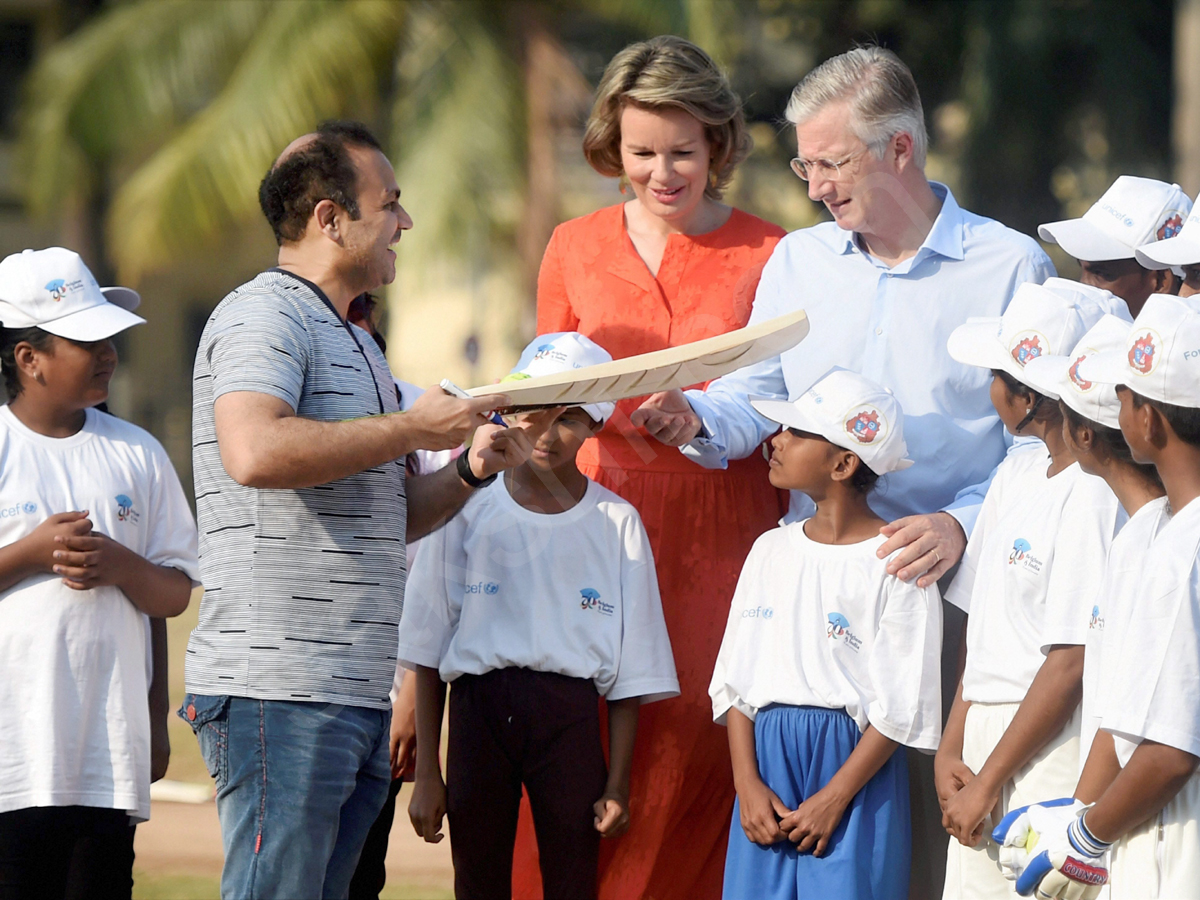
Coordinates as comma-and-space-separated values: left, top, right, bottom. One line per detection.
583, 35, 751, 200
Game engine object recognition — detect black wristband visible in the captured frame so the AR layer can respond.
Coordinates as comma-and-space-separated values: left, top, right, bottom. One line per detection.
456, 450, 497, 489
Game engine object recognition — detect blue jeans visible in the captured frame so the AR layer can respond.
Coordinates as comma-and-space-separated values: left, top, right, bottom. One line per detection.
179, 694, 391, 900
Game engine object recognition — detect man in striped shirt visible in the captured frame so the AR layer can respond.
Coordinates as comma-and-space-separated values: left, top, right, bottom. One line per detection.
181, 121, 548, 899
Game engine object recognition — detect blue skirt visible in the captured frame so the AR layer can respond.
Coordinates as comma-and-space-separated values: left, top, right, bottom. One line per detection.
722, 705, 910, 900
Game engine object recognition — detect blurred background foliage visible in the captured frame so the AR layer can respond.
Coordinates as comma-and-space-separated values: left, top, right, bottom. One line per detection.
0, 0, 1187, 477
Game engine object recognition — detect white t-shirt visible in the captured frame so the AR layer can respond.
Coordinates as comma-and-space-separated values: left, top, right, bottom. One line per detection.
0, 406, 200, 821
708, 521, 943, 752
1102, 498, 1200, 766
397, 477, 679, 703
1081, 497, 1171, 765
948, 446, 1124, 704
390, 378, 453, 703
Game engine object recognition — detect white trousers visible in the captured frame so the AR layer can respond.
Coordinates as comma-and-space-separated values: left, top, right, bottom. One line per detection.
942, 702, 1082, 900
1109, 768, 1200, 899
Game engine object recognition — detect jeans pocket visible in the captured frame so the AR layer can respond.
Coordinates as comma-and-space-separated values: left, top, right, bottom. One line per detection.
179, 693, 231, 792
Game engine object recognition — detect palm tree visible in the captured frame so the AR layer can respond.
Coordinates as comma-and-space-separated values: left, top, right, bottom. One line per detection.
19, 0, 726, 288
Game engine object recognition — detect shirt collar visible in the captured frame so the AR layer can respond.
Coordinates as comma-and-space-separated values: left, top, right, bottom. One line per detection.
828, 181, 966, 263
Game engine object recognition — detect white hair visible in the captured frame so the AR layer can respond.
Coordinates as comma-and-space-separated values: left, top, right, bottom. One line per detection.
785, 46, 928, 168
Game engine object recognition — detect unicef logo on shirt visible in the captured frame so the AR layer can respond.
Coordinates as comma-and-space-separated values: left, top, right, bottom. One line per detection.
741, 606, 774, 619
827, 612, 862, 652
465, 581, 500, 595
484, 582, 500, 595
0, 501, 38, 518
580, 588, 614, 616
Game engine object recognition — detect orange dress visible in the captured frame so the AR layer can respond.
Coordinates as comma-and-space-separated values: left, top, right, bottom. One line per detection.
511, 203, 788, 900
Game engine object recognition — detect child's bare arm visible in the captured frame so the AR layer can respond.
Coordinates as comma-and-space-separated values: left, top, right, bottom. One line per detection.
935, 675, 974, 810
1083, 740, 1198, 842
1074, 729, 1122, 804
0, 511, 92, 594
409, 665, 448, 843
594, 697, 638, 838
727, 708, 789, 845
942, 644, 1083, 846
780, 725, 898, 856
50, 530, 192, 617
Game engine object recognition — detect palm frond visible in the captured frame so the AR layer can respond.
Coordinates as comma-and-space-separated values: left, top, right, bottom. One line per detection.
389, 4, 524, 279
20, 0, 271, 215
105, 0, 405, 283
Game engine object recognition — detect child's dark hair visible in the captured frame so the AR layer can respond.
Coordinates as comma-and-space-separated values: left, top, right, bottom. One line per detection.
1059, 401, 1164, 488
1129, 389, 1200, 448
0, 326, 54, 398
991, 368, 1055, 432
851, 461, 881, 494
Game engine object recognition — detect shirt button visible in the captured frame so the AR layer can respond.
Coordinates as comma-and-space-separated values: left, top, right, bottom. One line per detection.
186, 704, 196, 722
875, 327, 883, 336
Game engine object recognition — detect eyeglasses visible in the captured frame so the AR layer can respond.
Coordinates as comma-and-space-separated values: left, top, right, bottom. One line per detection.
789, 148, 869, 182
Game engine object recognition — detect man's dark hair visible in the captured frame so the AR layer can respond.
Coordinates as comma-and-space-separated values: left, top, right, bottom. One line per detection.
0, 326, 55, 398
1129, 389, 1200, 447
258, 120, 384, 246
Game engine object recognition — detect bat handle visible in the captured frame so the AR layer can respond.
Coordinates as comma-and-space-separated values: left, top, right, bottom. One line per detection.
439, 379, 505, 426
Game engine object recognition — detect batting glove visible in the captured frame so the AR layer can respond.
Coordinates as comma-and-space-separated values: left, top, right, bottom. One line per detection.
1013, 807, 1111, 899
992, 797, 1082, 882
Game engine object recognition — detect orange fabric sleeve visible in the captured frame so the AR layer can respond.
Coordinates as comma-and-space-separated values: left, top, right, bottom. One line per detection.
535, 226, 579, 335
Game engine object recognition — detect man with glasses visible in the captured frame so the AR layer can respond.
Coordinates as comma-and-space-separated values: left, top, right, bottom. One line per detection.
632, 46, 1053, 897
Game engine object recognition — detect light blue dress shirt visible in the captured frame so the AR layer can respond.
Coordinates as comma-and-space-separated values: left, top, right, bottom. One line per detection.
684, 183, 1055, 531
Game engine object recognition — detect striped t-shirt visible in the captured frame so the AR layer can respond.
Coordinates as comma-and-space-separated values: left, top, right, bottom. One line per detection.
186, 269, 406, 709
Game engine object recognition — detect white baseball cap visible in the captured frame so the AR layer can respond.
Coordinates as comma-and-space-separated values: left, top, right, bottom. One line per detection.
947, 281, 1102, 382
1021, 314, 1132, 429
0, 247, 143, 340
504, 332, 615, 424
1038, 176, 1192, 262
1040, 276, 1131, 320
1076, 293, 1200, 407
1135, 192, 1200, 269
749, 367, 913, 475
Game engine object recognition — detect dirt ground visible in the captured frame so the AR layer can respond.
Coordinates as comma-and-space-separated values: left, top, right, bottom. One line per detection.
134, 790, 453, 893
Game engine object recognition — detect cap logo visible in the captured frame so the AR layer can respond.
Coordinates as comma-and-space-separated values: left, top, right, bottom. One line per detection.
1157, 212, 1185, 241
844, 408, 882, 444
1068, 355, 1094, 392
44, 277, 84, 303
1128, 331, 1158, 375
1009, 333, 1044, 367
45, 279, 67, 302
1100, 203, 1134, 228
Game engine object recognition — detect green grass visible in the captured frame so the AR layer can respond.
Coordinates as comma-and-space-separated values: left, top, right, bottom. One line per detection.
132, 871, 454, 899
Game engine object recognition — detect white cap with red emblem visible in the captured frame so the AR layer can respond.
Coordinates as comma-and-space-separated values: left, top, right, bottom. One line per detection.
1020, 314, 1133, 429
946, 281, 1106, 385
1038, 175, 1192, 262
749, 367, 913, 475
1076, 293, 1200, 407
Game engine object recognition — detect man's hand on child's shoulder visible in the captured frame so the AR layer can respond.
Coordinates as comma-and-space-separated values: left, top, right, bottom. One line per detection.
593, 790, 630, 838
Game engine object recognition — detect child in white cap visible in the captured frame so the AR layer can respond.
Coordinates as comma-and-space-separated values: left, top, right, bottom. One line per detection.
400, 332, 679, 899
937, 283, 1125, 899
1039, 175, 1192, 315
992, 294, 1200, 900
0, 248, 200, 898
987, 312, 1172, 900
1136, 192, 1200, 298
709, 367, 941, 900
